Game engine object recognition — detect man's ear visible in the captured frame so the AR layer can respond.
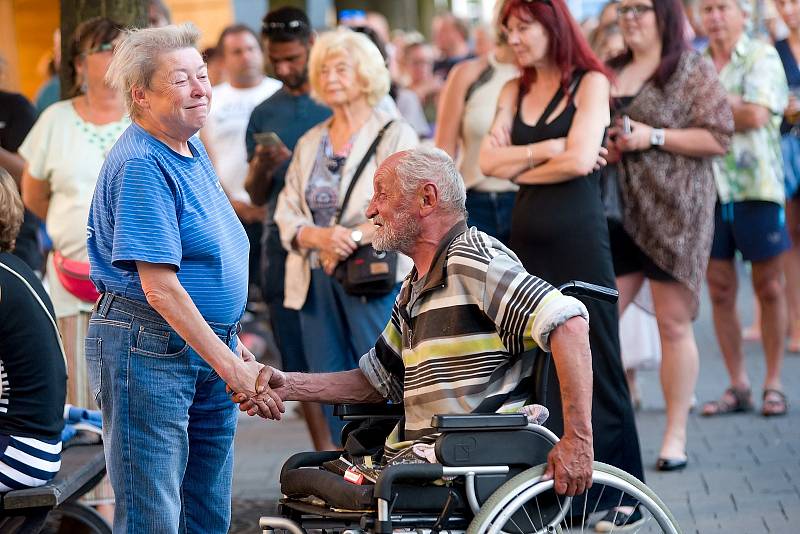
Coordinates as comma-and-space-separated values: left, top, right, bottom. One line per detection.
419, 183, 438, 216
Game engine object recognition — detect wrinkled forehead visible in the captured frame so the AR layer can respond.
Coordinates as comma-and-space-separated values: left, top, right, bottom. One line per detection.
374, 151, 407, 188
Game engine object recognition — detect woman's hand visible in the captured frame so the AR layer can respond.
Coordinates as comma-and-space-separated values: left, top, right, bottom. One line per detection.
487, 123, 512, 149
609, 118, 652, 152
226, 358, 286, 420
319, 250, 340, 275
318, 225, 358, 259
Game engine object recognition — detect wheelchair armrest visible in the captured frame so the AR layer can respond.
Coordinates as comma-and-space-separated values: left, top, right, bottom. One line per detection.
279, 451, 342, 483
374, 463, 444, 502
333, 402, 404, 420
558, 281, 618, 303
431, 413, 528, 430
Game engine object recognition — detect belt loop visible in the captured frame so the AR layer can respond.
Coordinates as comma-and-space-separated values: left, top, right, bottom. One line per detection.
98, 293, 115, 317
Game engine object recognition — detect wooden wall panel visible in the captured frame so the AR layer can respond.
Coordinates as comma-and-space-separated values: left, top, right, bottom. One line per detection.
6, 0, 59, 100
164, 0, 234, 49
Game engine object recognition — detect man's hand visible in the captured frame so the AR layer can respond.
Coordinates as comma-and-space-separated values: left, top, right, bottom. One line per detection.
225, 359, 286, 419
231, 365, 288, 419
543, 432, 594, 496
244, 143, 292, 205
231, 199, 266, 224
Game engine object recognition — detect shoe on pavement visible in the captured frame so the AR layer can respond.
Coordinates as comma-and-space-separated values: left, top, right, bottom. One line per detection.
595, 507, 644, 532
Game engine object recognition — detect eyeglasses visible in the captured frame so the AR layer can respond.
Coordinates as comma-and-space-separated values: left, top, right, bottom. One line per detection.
262, 19, 308, 35
617, 4, 655, 18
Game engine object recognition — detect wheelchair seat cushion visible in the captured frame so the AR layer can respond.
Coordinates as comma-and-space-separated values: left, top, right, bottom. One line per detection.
281, 467, 466, 512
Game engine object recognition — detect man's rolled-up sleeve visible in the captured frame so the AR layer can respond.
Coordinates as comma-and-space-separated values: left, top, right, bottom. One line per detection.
484, 253, 589, 354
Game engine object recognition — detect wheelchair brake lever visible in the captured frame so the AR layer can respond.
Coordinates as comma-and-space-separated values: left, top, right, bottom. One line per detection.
431, 489, 461, 534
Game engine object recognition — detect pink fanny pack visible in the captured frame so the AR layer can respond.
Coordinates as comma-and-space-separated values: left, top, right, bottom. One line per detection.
52, 251, 100, 303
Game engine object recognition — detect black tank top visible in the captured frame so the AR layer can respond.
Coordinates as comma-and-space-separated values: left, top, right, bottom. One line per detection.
511, 72, 586, 146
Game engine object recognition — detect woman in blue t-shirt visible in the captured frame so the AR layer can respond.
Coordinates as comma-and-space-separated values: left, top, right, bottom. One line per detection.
86, 24, 282, 533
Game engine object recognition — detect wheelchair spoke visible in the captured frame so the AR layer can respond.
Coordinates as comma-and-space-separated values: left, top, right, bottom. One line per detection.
534, 493, 545, 531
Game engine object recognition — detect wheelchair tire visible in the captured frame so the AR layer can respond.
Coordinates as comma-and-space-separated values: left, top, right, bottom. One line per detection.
40, 502, 112, 534
468, 462, 681, 534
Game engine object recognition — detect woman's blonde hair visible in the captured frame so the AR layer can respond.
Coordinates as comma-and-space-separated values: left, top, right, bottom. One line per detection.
0, 168, 24, 253
308, 28, 390, 107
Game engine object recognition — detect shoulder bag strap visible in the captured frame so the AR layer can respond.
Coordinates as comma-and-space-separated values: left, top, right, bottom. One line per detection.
0, 262, 69, 373
333, 120, 395, 225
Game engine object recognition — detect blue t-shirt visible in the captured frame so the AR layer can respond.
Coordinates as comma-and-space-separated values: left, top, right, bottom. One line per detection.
245, 88, 332, 222
87, 123, 249, 325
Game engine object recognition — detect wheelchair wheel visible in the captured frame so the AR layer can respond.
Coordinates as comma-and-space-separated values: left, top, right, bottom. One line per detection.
468, 462, 681, 534
41, 502, 112, 534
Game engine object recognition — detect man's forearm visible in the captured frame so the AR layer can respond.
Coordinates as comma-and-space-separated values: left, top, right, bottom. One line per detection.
0, 149, 24, 183
548, 317, 593, 440
283, 369, 385, 404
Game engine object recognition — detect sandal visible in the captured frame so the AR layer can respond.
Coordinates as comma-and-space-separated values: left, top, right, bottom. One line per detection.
762, 389, 788, 417
701, 387, 753, 417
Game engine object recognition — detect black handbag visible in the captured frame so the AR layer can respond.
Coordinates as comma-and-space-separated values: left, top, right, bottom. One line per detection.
333, 121, 398, 297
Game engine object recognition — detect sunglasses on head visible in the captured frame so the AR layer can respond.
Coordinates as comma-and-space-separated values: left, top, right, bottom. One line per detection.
262, 19, 308, 35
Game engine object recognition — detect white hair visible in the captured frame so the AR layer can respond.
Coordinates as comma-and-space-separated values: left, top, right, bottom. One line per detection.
396, 147, 467, 216
105, 23, 200, 118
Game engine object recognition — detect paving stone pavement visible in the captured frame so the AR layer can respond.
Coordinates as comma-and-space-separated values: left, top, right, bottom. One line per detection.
231, 272, 800, 533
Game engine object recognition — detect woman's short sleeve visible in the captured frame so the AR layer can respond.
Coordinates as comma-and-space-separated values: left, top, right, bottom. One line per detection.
108, 158, 183, 272
17, 105, 59, 181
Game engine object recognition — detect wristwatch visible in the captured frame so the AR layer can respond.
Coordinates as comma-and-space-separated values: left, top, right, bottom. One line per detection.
650, 128, 666, 148
351, 229, 363, 245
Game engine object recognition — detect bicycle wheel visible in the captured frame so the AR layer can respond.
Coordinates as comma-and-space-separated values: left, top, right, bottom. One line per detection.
468, 462, 681, 534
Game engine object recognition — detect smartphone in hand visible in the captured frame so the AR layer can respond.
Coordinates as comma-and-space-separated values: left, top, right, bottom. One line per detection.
622, 115, 632, 136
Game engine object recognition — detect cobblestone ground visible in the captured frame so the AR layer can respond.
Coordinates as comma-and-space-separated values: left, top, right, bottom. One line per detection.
231, 273, 800, 534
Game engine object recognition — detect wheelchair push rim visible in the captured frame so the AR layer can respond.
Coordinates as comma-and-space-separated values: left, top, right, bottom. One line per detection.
468, 462, 682, 534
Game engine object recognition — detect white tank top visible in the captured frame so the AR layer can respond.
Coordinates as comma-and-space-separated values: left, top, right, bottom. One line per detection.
459, 54, 520, 192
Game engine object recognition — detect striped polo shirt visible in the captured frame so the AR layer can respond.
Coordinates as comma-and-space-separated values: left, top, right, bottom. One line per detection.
359, 222, 588, 457
87, 123, 249, 325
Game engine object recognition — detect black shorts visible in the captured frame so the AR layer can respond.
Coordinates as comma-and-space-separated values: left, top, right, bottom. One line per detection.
608, 220, 675, 281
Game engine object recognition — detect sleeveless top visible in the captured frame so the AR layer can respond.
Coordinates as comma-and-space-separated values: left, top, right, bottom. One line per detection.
460, 54, 520, 192
775, 39, 800, 134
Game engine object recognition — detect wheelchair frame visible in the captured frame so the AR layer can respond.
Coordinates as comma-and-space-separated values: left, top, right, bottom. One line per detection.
258, 281, 682, 534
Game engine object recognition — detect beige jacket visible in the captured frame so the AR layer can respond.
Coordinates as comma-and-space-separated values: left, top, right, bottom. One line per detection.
275, 108, 419, 310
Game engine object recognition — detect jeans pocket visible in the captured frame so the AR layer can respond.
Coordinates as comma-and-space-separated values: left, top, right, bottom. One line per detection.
131, 325, 190, 359
85, 337, 102, 409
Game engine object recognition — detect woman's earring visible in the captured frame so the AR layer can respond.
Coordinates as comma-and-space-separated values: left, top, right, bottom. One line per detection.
80, 72, 88, 94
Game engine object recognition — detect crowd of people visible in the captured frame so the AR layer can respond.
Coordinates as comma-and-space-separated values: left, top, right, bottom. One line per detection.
0, 0, 797, 532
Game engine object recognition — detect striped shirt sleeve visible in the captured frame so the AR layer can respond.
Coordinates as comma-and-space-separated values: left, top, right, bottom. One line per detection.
483, 253, 588, 353
358, 302, 405, 403
109, 158, 183, 272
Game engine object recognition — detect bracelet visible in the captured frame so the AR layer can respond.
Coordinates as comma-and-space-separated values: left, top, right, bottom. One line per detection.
526, 145, 534, 169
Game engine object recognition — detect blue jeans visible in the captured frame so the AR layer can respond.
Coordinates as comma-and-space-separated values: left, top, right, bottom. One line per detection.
86, 294, 239, 534
299, 270, 399, 443
465, 190, 517, 245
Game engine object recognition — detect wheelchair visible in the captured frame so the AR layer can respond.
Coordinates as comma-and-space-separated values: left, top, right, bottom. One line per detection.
259, 282, 682, 534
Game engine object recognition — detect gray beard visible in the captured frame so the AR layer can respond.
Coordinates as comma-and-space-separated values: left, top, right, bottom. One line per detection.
372, 212, 420, 255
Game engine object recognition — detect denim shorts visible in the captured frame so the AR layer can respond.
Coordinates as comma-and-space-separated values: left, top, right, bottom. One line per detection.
711, 200, 790, 262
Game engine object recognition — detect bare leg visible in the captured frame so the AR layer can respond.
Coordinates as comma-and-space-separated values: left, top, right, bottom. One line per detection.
616, 273, 645, 408
751, 255, 786, 392
302, 402, 338, 451
706, 259, 749, 389
650, 280, 698, 460
742, 299, 761, 341
783, 197, 800, 351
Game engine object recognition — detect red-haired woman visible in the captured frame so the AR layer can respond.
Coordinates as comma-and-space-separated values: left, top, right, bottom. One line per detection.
479, 0, 644, 526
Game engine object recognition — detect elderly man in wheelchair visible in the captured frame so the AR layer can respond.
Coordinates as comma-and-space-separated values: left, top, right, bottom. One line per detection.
234, 147, 681, 533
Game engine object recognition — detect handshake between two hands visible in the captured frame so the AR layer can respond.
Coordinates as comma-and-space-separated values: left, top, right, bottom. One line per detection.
226, 345, 288, 420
